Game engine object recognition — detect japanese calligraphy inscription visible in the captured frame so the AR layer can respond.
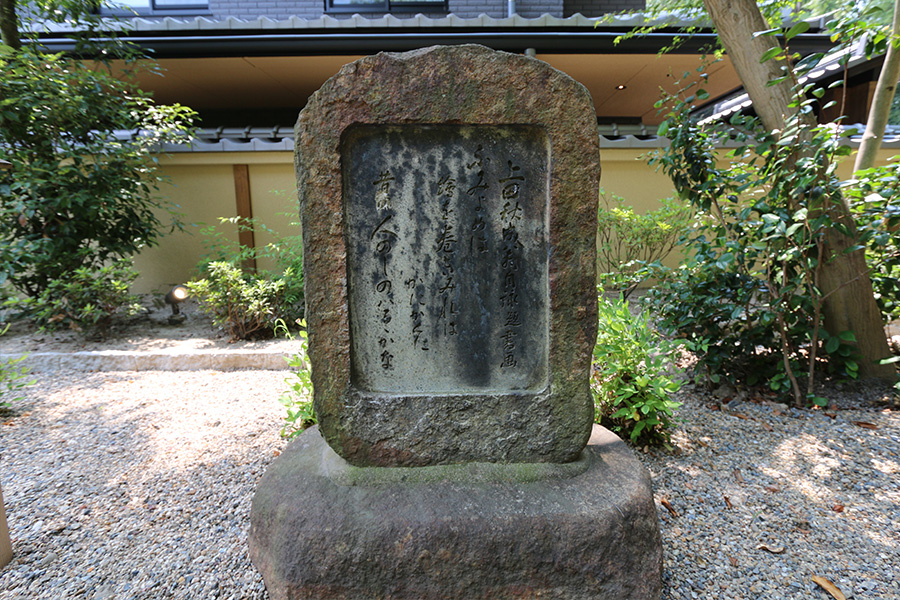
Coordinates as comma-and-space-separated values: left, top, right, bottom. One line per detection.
344, 125, 549, 395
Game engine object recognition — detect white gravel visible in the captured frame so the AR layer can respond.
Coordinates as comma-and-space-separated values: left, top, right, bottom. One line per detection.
644, 382, 900, 600
0, 370, 897, 599
0, 370, 289, 599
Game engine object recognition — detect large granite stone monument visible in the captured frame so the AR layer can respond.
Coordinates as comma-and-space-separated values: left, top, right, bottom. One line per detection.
250, 44, 663, 599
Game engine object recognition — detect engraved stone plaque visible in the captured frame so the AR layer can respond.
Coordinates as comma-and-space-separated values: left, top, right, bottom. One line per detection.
297, 45, 600, 466
343, 125, 549, 395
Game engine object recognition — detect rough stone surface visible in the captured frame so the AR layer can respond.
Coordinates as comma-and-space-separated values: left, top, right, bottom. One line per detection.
297, 44, 600, 467
0, 486, 11, 569
249, 424, 663, 600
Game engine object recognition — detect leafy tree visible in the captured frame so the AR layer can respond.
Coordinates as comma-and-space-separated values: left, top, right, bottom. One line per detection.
625, 0, 899, 380
851, 0, 900, 171
700, 0, 895, 380
0, 0, 195, 298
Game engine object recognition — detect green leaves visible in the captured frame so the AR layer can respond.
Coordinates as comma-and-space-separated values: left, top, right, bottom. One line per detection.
784, 21, 810, 42
278, 319, 316, 439
188, 262, 289, 341
0, 47, 196, 299
592, 292, 683, 446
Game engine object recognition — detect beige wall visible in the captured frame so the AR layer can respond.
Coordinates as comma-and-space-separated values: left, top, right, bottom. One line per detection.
132, 152, 295, 293
132, 146, 900, 293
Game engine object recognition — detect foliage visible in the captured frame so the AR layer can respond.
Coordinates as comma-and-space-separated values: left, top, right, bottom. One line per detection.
8, 259, 142, 336
0, 45, 195, 298
188, 261, 288, 341
591, 292, 682, 446
0, 0, 195, 301
645, 51, 862, 405
848, 158, 900, 320
196, 214, 304, 323
0, 324, 35, 409
596, 190, 691, 296
275, 319, 316, 439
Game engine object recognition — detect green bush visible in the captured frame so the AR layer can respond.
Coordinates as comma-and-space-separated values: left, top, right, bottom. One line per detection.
0, 46, 194, 299
1, 324, 35, 409
849, 159, 900, 321
592, 292, 682, 446
276, 319, 316, 439
188, 261, 288, 341
196, 215, 304, 327
645, 64, 865, 405
596, 191, 691, 296
10, 259, 141, 337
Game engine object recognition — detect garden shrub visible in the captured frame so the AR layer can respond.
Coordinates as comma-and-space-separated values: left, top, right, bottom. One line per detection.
849, 159, 900, 321
188, 261, 288, 341
596, 190, 691, 296
10, 259, 142, 337
592, 292, 682, 446
0, 46, 195, 300
195, 215, 304, 328
644, 62, 867, 405
275, 319, 316, 439
0, 324, 35, 409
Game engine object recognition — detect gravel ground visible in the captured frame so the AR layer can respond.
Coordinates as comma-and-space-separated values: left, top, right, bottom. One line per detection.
0, 371, 289, 599
0, 370, 898, 599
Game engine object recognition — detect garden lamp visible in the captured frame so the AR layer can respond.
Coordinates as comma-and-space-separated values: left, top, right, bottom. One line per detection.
165, 284, 189, 324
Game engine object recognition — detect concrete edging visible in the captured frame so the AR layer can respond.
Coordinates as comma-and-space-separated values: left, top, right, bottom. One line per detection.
0, 350, 292, 372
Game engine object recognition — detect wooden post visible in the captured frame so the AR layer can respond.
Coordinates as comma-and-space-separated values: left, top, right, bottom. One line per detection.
233, 164, 257, 272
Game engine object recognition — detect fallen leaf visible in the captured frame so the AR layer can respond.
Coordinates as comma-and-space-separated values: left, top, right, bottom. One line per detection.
709, 404, 721, 411
733, 469, 744, 483
273, 450, 281, 457
659, 497, 678, 517
832, 503, 845, 513
824, 411, 837, 420
851, 421, 878, 430
812, 575, 846, 600
3, 420, 14, 427
728, 556, 738, 567
764, 485, 780, 493
756, 544, 784, 554
723, 495, 733, 509
733, 413, 751, 420
761, 422, 774, 431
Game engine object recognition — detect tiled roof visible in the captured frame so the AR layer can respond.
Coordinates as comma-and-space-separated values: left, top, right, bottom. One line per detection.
39, 10, 834, 33
140, 123, 900, 153
43, 12, 691, 33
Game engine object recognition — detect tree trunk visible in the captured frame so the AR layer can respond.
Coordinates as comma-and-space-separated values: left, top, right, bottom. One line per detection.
703, 0, 895, 380
0, 0, 20, 50
853, 0, 900, 173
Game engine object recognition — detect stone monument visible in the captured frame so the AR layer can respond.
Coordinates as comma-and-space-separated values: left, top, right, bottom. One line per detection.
250, 44, 662, 599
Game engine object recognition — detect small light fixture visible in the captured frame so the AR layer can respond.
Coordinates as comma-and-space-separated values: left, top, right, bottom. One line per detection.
615, 84, 627, 91
165, 284, 189, 324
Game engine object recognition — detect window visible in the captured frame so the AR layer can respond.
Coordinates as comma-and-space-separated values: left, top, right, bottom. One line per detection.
102, 0, 208, 15
326, 0, 447, 14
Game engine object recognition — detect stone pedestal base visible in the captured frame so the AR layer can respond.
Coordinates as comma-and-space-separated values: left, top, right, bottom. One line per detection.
249, 425, 662, 600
